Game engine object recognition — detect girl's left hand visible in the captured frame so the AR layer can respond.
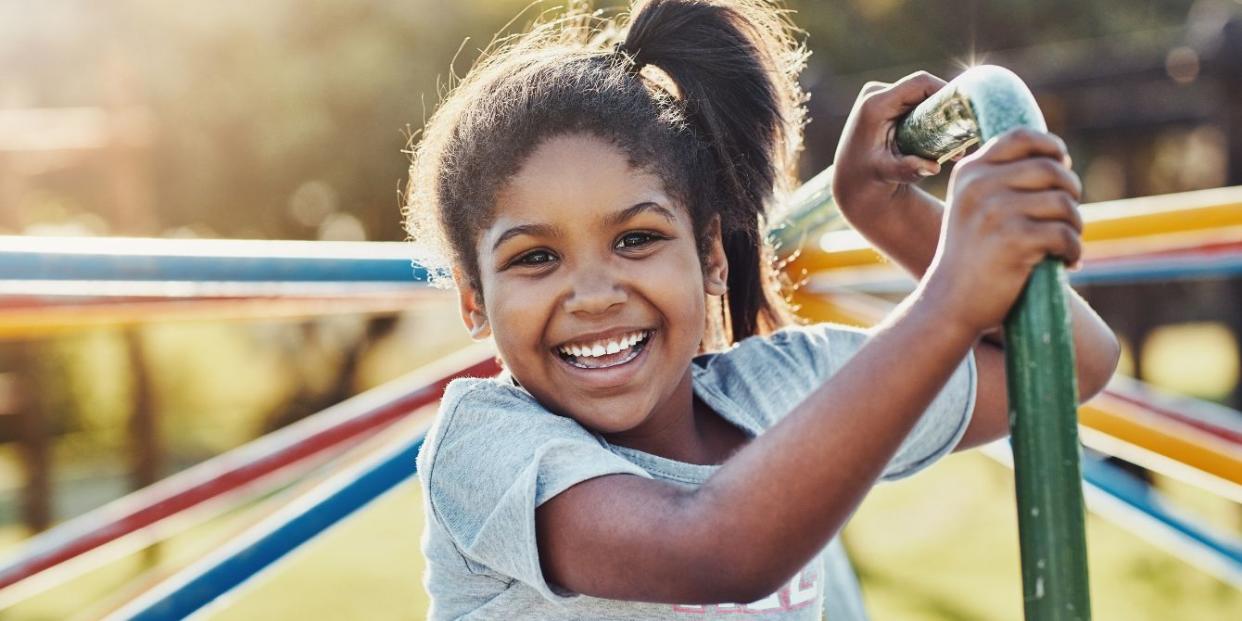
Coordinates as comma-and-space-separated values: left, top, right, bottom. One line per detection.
831, 72, 947, 221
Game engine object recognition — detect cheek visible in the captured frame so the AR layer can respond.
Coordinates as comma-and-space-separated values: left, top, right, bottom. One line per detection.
638, 249, 708, 322
487, 278, 554, 347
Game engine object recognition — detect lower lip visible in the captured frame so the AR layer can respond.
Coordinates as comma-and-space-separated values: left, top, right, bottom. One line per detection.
554, 333, 653, 390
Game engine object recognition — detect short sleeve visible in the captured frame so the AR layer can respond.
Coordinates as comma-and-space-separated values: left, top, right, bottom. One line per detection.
880, 345, 975, 480
418, 378, 650, 602
754, 323, 976, 480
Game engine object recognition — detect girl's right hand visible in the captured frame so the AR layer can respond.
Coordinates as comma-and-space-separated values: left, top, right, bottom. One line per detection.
926, 128, 1083, 336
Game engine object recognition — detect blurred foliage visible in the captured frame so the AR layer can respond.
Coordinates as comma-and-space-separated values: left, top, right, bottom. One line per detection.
0, 0, 1198, 239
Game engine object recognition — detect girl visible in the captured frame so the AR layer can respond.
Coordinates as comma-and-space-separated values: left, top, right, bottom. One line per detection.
405, 0, 1120, 618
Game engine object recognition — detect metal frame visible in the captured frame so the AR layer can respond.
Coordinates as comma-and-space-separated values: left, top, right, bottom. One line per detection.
0, 345, 497, 596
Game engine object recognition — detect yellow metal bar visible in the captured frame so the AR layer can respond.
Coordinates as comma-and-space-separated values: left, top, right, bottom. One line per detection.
1081, 186, 1242, 242
1078, 394, 1242, 487
791, 288, 1242, 488
787, 186, 1242, 275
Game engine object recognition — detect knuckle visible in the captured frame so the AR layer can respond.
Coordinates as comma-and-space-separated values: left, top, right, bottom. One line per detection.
974, 135, 1004, 160
861, 80, 887, 95
859, 91, 885, 116
1014, 127, 1042, 142
993, 131, 1019, 148
999, 128, 1027, 146
1071, 205, 1085, 230
1061, 224, 1077, 246
1052, 224, 1079, 257
1050, 132, 1069, 154
1036, 157, 1061, 181
998, 129, 1032, 152
957, 178, 984, 209
1017, 219, 1041, 241
1057, 190, 1077, 213
1065, 239, 1083, 263
1068, 170, 1084, 196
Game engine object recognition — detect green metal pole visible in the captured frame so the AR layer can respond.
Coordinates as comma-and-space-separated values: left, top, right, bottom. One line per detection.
768, 166, 841, 257
768, 65, 1092, 621
895, 66, 1090, 621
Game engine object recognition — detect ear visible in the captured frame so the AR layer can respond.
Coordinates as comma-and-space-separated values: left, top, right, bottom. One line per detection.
452, 268, 492, 340
703, 216, 728, 297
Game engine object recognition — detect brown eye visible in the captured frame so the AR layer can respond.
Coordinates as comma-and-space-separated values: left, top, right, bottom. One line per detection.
615, 231, 663, 250
513, 249, 557, 267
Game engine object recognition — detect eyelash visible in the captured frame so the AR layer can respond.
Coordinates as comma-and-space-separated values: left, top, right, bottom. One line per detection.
511, 249, 556, 268
614, 231, 667, 250
505, 231, 668, 270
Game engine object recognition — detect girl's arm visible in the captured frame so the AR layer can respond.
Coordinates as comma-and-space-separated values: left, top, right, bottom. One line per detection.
540, 288, 974, 603
831, 72, 1121, 450
537, 121, 1091, 604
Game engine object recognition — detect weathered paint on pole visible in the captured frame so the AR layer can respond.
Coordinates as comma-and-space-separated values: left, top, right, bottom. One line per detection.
897, 65, 1091, 621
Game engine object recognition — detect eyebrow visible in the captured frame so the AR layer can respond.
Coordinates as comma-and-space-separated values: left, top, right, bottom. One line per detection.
604, 202, 677, 227
491, 223, 561, 252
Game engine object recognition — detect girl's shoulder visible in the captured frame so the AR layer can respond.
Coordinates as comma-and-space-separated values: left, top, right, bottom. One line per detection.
418, 374, 605, 481
439, 374, 539, 419
689, 322, 871, 430
763, 321, 869, 353
430, 374, 589, 444
695, 321, 869, 382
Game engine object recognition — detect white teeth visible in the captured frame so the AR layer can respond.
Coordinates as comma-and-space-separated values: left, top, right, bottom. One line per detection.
558, 330, 650, 359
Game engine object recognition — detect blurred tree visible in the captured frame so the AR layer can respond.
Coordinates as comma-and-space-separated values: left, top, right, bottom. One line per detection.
0, 0, 1200, 239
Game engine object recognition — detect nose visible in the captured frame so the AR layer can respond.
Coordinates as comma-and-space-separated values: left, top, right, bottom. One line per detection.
562, 265, 627, 315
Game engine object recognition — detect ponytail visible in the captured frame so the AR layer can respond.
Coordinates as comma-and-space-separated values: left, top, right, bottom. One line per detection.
619, 0, 805, 342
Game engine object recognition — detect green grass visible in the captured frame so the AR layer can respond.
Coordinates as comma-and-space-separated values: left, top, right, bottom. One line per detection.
850, 451, 1241, 621
2, 450, 1237, 620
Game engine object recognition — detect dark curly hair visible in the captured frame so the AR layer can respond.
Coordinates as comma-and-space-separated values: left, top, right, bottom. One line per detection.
404, 0, 807, 345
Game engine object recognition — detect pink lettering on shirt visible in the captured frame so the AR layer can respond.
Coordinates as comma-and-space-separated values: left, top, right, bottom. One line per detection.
671, 566, 820, 615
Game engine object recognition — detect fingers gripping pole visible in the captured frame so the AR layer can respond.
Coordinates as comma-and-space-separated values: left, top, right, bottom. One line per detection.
897, 65, 1091, 621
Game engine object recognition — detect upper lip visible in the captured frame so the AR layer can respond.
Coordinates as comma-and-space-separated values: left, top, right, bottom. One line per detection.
552, 327, 652, 349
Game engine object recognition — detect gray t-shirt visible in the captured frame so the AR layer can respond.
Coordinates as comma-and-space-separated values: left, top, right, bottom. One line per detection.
418, 322, 977, 620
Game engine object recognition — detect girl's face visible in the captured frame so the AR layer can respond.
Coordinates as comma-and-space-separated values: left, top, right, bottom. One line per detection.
458, 133, 727, 435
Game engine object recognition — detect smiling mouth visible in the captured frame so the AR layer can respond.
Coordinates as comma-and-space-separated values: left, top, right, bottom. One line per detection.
555, 330, 653, 370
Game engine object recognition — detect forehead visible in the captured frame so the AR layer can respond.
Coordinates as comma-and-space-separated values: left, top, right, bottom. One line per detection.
489, 133, 685, 230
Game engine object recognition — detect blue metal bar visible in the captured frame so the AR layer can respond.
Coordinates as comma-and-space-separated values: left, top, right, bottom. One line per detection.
1080, 456, 1242, 569
0, 237, 426, 283
106, 423, 428, 621
3, 230, 1237, 288
1069, 254, 1242, 285
983, 443, 1242, 588
806, 252, 1242, 298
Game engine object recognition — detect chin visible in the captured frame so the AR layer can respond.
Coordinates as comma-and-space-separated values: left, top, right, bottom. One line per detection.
564, 396, 652, 435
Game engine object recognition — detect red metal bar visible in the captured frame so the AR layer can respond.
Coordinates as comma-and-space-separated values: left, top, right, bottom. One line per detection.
0, 345, 498, 591
1101, 388, 1242, 446
1090, 239, 1242, 263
